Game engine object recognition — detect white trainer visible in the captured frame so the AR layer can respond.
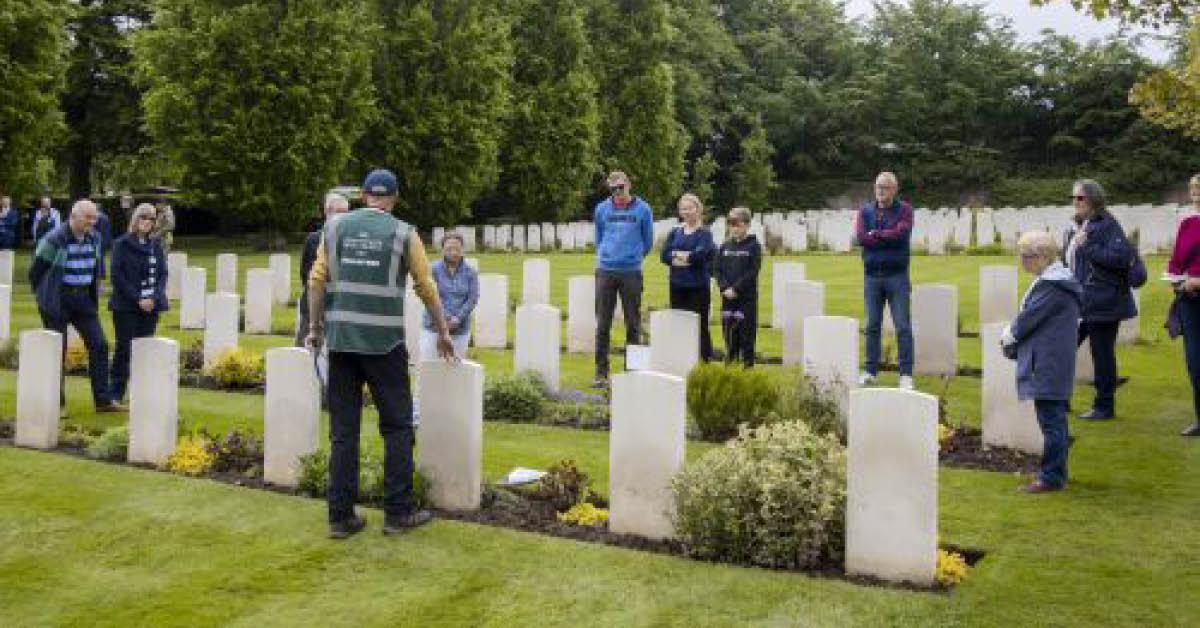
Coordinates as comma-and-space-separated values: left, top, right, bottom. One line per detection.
898, 375, 915, 390
858, 372, 876, 386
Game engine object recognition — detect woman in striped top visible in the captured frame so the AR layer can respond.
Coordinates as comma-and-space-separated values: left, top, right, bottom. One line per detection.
107, 203, 169, 402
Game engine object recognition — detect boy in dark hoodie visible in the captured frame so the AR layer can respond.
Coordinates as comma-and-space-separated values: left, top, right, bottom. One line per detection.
1002, 230, 1084, 494
714, 207, 762, 366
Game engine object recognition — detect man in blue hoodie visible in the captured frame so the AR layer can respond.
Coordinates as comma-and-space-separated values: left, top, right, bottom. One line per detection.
593, 170, 654, 387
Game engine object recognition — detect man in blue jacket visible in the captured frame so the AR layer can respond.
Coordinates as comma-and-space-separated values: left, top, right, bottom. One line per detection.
0, 195, 19, 250
855, 171, 915, 390
593, 170, 654, 388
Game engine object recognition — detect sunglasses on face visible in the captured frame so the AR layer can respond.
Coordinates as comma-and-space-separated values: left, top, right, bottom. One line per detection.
1072, 195, 1087, 202
138, 216, 156, 222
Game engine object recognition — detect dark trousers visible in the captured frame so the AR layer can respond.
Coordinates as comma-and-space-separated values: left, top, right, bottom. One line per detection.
669, 285, 714, 362
594, 269, 643, 377
1077, 320, 1120, 414
863, 271, 914, 376
1035, 399, 1070, 488
110, 310, 160, 401
39, 289, 112, 408
327, 343, 415, 523
721, 296, 758, 367
1178, 295, 1200, 422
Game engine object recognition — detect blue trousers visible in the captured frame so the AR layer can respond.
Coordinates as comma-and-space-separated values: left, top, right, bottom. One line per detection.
1035, 399, 1070, 488
39, 289, 113, 408
863, 272, 913, 376
1177, 295, 1200, 421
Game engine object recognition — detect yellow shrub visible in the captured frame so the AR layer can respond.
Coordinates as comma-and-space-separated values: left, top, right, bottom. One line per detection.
64, 340, 88, 372
166, 435, 216, 476
936, 549, 969, 586
204, 348, 264, 388
937, 423, 955, 450
557, 502, 609, 527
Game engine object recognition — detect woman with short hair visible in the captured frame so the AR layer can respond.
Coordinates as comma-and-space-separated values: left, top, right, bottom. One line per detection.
108, 203, 168, 401
420, 232, 478, 360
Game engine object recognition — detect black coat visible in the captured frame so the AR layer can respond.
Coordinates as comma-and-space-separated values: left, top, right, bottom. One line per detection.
108, 233, 169, 313
713, 234, 762, 298
1063, 213, 1137, 323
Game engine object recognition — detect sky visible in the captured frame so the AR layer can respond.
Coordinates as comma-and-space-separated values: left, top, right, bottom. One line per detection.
844, 0, 1175, 62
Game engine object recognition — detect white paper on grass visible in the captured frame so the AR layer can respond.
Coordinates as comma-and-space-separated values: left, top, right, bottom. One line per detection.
498, 467, 546, 486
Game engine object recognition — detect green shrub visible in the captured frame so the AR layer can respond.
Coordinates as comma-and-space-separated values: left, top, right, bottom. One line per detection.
672, 421, 846, 570
86, 426, 129, 461
297, 449, 330, 496
180, 339, 204, 372
204, 348, 264, 389
770, 375, 845, 442
204, 428, 264, 475
483, 371, 545, 423
296, 447, 428, 509
687, 363, 780, 442
540, 401, 609, 429
527, 459, 592, 512
58, 424, 99, 449
0, 339, 18, 369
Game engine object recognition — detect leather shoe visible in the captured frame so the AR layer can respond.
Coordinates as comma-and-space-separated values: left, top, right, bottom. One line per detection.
1019, 480, 1064, 494
1077, 409, 1113, 421
383, 510, 433, 535
328, 515, 367, 539
1182, 423, 1200, 437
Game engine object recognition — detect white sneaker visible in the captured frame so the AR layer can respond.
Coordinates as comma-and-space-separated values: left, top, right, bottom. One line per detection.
899, 375, 915, 390
858, 372, 876, 386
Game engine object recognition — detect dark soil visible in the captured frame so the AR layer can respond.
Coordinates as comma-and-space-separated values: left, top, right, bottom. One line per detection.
940, 425, 1039, 474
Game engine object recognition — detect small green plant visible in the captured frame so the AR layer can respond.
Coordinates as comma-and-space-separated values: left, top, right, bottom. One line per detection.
58, 423, 99, 449
166, 434, 216, 476
296, 447, 427, 509
529, 459, 591, 512
483, 371, 545, 423
204, 348, 264, 389
687, 363, 780, 442
180, 339, 204, 372
204, 428, 264, 475
0, 339, 18, 369
297, 449, 330, 496
770, 375, 845, 441
86, 426, 129, 461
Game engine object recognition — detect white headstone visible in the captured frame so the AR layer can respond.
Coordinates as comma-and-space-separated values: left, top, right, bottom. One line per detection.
15, 330, 62, 449
474, 274, 508, 348
127, 337, 179, 465
416, 360, 484, 510
771, 262, 806, 328
514, 304, 560, 391
179, 267, 207, 329
465, 257, 479, 272
166, 252, 187, 300
846, 388, 938, 586
263, 347, 320, 487
269, 253, 291, 305
0, 249, 13, 285
1075, 339, 1094, 384
802, 316, 859, 412
527, 225, 542, 252
405, 286, 423, 363
243, 269, 274, 334
567, 276, 596, 354
782, 280, 824, 366
981, 323, 1041, 454
1118, 289, 1140, 344
913, 284, 958, 376
203, 292, 239, 369
216, 253, 238, 294
522, 258, 550, 305
0, 284, 10, 341
609, 370, 686, 540
649, 309, 699, 378
979, 265, 1018, 326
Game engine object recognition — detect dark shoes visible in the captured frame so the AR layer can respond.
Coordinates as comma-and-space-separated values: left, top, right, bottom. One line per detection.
1077, 409, 1114, 421
1019, 480, 1064, 494
1182, 423, 1200, 437
382, 510, 433, 536
328, 515, 367, 540
95, 401, 127, 413
591, 375, 609, 390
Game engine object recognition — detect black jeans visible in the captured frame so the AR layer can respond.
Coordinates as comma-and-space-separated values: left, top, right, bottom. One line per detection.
110, 310, 160, 401
327, 343, 415, 523
594, 270, 643, 377
721, 296, 757, 367
669, 285, 713, 361
39, 289, 112, 408
1178, 295, 1200, 422
1078, 320, 1120, 414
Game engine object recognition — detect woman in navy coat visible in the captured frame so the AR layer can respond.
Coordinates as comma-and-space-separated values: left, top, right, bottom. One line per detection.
1003, 231, 1083, 493
108, 203, 169, 402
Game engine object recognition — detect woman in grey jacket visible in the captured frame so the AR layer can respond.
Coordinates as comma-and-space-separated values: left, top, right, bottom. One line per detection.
1002, 231, 1083, 493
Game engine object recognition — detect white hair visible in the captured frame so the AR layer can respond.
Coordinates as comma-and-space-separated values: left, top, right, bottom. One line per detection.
324, 193, 349, 213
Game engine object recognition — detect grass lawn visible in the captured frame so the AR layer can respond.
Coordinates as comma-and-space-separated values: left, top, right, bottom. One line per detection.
1, 238, 1197, 626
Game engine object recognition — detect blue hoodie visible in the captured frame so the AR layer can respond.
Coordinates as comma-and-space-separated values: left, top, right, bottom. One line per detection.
594, 196, 654, 272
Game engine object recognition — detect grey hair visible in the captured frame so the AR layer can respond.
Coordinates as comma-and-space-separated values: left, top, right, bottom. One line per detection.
127, 202, 157, 233
1073, 179, 1108, 216
1017, 230, 1058, 264
323, 193, 349, 214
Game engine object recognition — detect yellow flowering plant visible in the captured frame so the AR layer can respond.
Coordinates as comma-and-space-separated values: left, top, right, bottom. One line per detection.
166, 435, 216, 476
936, 548, 970, 587
557, 503, 609, 527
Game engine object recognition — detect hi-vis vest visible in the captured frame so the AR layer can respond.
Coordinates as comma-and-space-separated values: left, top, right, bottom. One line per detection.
324, 208, 411, 354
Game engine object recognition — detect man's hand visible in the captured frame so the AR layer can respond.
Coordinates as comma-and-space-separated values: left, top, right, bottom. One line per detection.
1072, 228, 1088, 248
1184, 276, 1200, 294
722, 287, 736, 299
447, 315, 460, 333
436, 331, 458, 363
138, 298, 154, 313
305, 324, 324, 352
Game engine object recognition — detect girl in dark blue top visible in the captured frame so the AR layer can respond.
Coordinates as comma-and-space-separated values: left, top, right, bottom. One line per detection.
107, 203, 168, 401
660, 193, 716, 361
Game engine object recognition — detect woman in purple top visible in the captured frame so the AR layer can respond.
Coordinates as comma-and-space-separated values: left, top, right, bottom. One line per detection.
660, 193, 716, 361
1169, 174, 1200, 437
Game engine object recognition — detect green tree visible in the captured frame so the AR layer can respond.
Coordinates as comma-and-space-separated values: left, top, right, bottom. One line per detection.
355, 0, 512, 227
0, 0, 67, 198
687, 151, 718, 209
499, 0, 599, 223
734, 118, 775, 210
1031, 0, 1194, 26
135, 0, 375, 238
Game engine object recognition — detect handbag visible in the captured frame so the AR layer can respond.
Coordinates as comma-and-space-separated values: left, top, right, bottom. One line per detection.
1166, 295, 1184, 340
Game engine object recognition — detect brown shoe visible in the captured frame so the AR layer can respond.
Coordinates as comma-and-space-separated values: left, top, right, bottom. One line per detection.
1019, 480, 1063, 494
95, 401, 127, 413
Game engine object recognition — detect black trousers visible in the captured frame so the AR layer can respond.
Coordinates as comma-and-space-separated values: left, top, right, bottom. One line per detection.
669, 285, 713, 361
1078, 320, 1120, 414
594, 270, 643, 377
721, 296, 758, 367
1178, 295, 1200, 422
39, 289, 112, 408
327, 343, 415, 523
110, 310, 159, 401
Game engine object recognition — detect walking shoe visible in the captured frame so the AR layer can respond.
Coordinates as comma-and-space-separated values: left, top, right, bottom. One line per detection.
1077, 408, 1114, 421
383, 510, 433, 535
1182, 423, 1200, 437
857, 372, 876, 386
95, 401, 127, 413
898, 375, 915, 391
1019, 480, 1064, 494
591, 375, 609, 390
328, 515, 367, 540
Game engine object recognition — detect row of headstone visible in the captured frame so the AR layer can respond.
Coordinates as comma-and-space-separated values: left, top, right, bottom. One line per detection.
0, 250, 10, 341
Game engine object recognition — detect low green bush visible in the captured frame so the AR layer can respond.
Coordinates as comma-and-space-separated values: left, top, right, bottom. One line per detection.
204, 348, 264, 389
540, 401, 608, 430
687, 363, 780, 442
672, 421, 846, 570
0, 339, 18, 369
483, 371, 545, 423
204, 428, 263, 475
297, 447, 428, 509
769, 375, 845, 442
527, 459, 591, 512
86, 426, 129, 461
180, 340, 204, 372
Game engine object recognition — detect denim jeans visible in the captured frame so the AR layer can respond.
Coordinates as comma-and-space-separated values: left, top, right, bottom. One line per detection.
1034, 399, 1070, 488
863, 271, 913, 376
1178, 295, 1200, 422
39, 289, 113, 408
1077, 320, 1120, 414
110, 310, 159, 401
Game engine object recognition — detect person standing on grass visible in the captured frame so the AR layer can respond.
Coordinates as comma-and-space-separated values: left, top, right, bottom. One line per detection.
296, 193, 350, 347
1002, 231, 1082, 493
107, 203, 168, 402
0, 195, 19, 250
306, 169, 456, 540
592, 170, 654, 388
29, 199, 123, 413
660, 193, 716, 362
714, 206, 762, 367
856, 171, 915, 390
1167, 174, 1200, 438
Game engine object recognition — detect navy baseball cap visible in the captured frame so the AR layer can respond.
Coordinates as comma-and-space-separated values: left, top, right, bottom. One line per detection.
362, 169, 398, 197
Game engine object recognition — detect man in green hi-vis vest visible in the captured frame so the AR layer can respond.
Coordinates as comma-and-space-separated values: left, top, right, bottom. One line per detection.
306, 169, 457, 539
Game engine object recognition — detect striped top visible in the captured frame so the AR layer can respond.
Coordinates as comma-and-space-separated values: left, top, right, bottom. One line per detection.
63, 233, 99, 286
